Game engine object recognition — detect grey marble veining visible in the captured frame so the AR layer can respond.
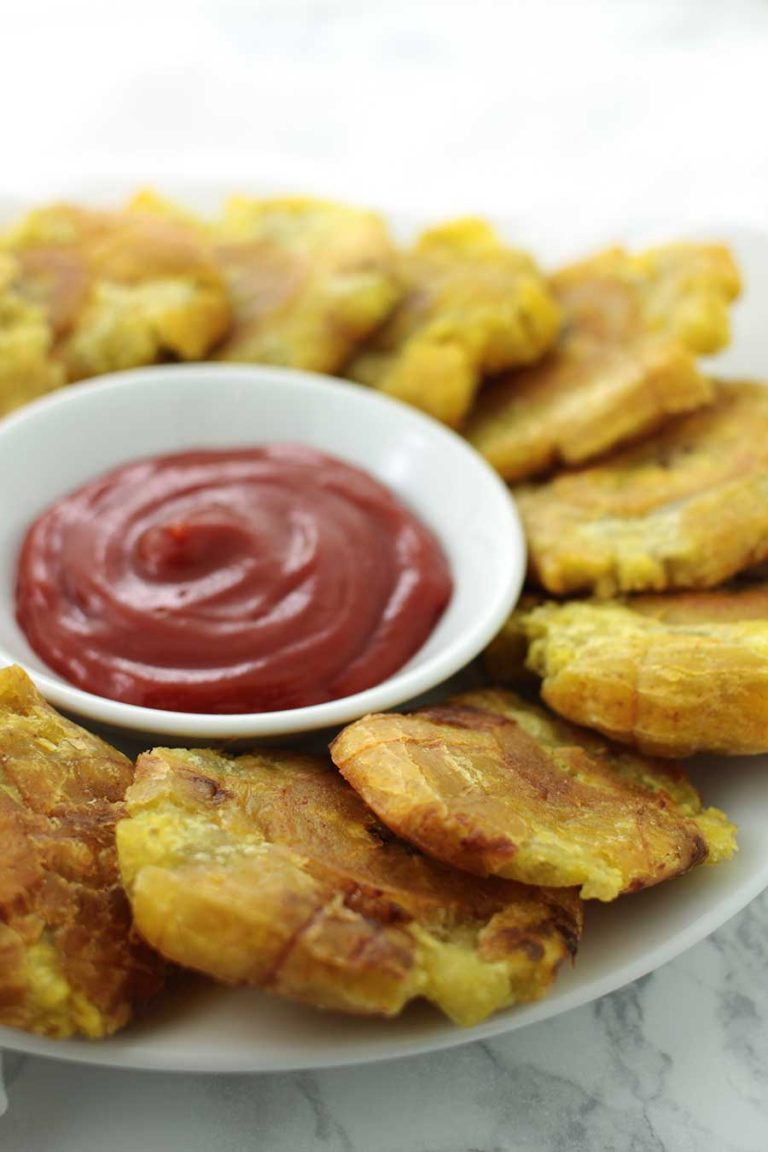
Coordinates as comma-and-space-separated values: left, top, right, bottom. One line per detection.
3, 888, 767, 1152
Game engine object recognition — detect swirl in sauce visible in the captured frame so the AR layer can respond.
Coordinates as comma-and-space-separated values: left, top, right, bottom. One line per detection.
15, 446, 452, 713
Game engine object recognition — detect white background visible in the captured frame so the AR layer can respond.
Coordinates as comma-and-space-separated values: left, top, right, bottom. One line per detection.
5, 0, 768, 232
2, 2, 768, 1149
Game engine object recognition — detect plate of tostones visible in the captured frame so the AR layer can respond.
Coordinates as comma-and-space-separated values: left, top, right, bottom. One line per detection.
0, 174, 767, 1072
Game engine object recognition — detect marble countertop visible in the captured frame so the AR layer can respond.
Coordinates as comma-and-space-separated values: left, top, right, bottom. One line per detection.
3, 1, 768, 1148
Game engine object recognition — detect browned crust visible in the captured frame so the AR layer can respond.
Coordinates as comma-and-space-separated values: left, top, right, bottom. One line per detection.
466, 243, 739, 481
0, 665, 163, 1038
516, 381, 768, 597
330, 691, 736, 901
506, 583, 768, 756
117, 746, 582, 1025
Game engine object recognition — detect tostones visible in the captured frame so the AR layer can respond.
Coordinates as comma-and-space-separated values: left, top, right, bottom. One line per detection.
499, 582, 768, 757
2, 198, 231, 380
0, 254, 64, 417
466, 243, 739, 481
516, 380, 768, 597
346, 218, 560, 428
0, 665, 162, 1038
331, 690, 736, 901
117, 746, 582, 1026
212, 196, 399, 373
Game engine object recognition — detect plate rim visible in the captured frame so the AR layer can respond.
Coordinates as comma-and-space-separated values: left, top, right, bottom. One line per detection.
1, 855, 766, 1074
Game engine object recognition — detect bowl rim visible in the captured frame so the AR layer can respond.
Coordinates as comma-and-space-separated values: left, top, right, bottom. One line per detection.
0, 363, 526, 738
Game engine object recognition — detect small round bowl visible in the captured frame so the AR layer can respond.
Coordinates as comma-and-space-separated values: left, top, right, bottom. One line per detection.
0, 364, 524, 740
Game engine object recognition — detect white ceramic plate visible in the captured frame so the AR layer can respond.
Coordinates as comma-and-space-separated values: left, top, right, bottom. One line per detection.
0, 176, 767, 1072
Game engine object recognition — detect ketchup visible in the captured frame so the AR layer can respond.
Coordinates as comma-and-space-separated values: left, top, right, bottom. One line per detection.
15, 446, 452, 713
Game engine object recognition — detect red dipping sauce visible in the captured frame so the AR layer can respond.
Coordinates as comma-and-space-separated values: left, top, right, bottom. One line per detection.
15, 446, 452, 713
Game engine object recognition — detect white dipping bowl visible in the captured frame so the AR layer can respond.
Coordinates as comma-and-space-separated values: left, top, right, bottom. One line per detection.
0, 364, 524, 740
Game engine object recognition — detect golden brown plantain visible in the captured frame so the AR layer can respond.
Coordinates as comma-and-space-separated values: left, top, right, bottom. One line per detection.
211, 196, 399, 373
346, 219, 560, 427
117, 746, 582, 1026
516, 380, 768, 597
465, 242, 739, 481
2, 198, 231, 380
494, 583, 768, 757
0, 254, 65, 417
0, 665, 162, 1038
483, 593, 545, 689
331, 690, 736, 902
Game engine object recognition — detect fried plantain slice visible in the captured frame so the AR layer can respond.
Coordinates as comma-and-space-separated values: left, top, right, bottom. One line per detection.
211, 196, 399, 373
346, 219, 560, 428
483, 594, 545, 688
465, 243, 739, 481
0, 665, 162, 1038
0, 254, 65, 417
331, 691, 736, 902
2, 198, 231, 380
553, 243, 740, 355
496, 583, 768, 757
117, 746, 582, 1026
516, 380, 768, 597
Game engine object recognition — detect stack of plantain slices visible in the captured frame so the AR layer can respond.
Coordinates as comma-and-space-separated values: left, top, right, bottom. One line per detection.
474, 239, 768, 762
487, 377, 768, 758
0, 199, 745, 1041
0, 656, 738, 1039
